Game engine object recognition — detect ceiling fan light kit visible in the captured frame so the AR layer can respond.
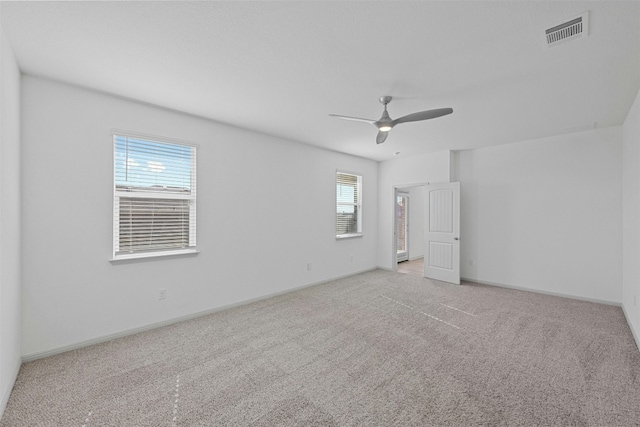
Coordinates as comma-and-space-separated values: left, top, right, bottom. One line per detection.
329, 96, 453, 144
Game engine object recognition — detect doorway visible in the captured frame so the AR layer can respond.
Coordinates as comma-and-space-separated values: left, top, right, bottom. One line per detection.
393, 186, 425, 272
396, 192, 409, 262
392, 183, 461, 284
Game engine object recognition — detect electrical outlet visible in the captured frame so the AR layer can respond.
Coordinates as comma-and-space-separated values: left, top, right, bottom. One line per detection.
350, 255, 354, 262
307, 263, 312, 271
158, 288, 167, 300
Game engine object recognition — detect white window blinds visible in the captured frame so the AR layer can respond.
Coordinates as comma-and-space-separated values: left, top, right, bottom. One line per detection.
113, 134, 197, 259
336, 171, 362, 237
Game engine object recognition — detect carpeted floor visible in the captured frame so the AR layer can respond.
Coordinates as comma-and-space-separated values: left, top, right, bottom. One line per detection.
2, 270, 640, 426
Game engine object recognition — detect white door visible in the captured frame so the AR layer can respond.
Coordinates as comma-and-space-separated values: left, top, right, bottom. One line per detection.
396, 192, 409, 262
424, 182, 460, 284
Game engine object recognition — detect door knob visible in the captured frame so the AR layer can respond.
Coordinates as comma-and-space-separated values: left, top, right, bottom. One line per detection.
454, 237, 459, 241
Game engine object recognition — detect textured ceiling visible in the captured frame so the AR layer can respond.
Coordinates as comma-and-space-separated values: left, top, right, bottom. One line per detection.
2, 1, 639, 161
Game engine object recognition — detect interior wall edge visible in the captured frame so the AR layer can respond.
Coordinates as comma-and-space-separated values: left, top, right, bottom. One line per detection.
622, 303, 640, 352
0, 22, 22, 422
0, 359, 20, 419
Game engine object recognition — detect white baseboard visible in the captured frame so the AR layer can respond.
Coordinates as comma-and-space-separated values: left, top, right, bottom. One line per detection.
622, 304, 640, 352
461, 277, 621, 307
463, 277, 640, 351
22, 267, 377, 363
0, 359, 21, 420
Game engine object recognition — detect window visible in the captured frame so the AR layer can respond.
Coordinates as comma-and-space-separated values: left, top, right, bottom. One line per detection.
113, 134, 197, 260
336, 171, 362, 238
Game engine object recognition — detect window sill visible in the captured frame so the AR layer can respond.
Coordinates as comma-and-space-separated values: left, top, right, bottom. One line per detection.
336, 233, 363, 240
110, 249, 199, 263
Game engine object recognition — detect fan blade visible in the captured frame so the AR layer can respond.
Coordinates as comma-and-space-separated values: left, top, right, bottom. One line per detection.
392, 108, 453, 126
329, 114, 376, 125
376, 131, 389, 144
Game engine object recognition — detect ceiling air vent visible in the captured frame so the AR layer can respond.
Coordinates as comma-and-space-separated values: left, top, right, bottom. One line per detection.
545, 12, 589, 47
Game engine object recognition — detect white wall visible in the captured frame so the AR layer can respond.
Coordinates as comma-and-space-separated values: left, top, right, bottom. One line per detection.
455, 127, 623, 304
377, 150, 450, 270
0, 26, 22, 417
20, 76, 378, 358
622, 88, 640, 348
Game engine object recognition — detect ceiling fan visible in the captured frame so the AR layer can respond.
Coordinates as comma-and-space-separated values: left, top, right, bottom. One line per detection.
329, 96, 453, 144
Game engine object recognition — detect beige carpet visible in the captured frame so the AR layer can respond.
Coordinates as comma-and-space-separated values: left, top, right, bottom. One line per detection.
2, 270, 640, 426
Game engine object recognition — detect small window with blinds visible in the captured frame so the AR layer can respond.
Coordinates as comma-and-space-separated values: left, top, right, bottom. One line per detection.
113, 134, 197, 260
336, 171, 362, 238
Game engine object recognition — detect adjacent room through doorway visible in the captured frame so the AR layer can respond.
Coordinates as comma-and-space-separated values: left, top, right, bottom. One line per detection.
396, 191, 409, 262
397, 257, 424, 276
394, 185, 426, 276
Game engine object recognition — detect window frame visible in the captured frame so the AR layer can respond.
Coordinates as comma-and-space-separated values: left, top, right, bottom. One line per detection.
111, 131, 198, 261
336, 170, 363, 239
